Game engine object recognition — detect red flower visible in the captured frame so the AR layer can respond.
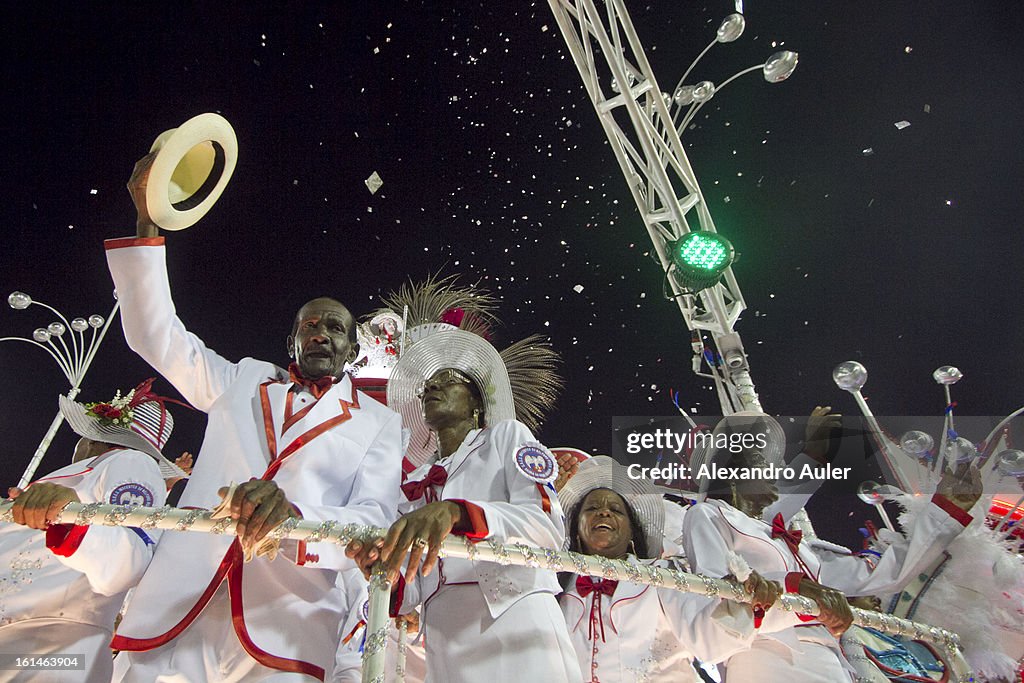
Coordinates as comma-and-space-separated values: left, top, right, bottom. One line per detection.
91, 403, 122, 419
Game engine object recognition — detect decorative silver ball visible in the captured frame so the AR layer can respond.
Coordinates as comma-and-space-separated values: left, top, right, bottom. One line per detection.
763, 50, 799, 83
32, 328, 51, 343
944, 436, 977, 465
932, 366, 963, 385
856, 481, 885, 505
88, 314, 105, 328
832, 361, 867, 392
7, 291, 31, 310
996, 449, 1024, 478
71, 318, 89, 332
47, 322, 66, 337
900, 430, 934, 456
692, 81, 716, 103
716, 14, 746, 43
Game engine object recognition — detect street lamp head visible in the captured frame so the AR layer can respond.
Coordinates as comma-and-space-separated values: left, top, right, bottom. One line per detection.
673, 85, 695, 106
71, 318, 89, 332
47, 322, 66, 337
763, 50, 799, 83
88, 314, 105, 329
7, 291, 31, 310
32, 328, 51, 343
716, 14, 746, 43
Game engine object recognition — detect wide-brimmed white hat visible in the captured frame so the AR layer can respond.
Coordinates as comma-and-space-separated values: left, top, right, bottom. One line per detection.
145, 112, 237, 231
688, 411, 786, 494
558, 455, 665, 558
59, 390, 186, 479
387, 329, 516, 466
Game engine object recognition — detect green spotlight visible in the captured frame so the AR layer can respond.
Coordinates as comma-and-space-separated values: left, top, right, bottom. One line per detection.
668, 231, 735, 292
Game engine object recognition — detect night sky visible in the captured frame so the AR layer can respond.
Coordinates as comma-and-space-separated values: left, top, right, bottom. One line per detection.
2, 2, 1022, 545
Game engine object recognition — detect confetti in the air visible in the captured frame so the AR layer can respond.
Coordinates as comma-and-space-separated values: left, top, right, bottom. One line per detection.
364, 172, 383, 194
894, 120, 911, 130
573, 284, 584, 293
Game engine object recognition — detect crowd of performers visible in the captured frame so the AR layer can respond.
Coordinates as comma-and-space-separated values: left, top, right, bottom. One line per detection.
1, 153, 1021, 683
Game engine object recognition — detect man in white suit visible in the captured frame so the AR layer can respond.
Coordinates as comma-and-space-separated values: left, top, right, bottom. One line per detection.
106, 154, 403, 682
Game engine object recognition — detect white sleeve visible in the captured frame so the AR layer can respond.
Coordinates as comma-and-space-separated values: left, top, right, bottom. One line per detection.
453, 420, 565, 549
291, 412, 404, 570
105, 238, 241, 412
683, 502, 803, 634
53, 450, 167, 596
815, 496, 970, 596
656, 558, 758, 665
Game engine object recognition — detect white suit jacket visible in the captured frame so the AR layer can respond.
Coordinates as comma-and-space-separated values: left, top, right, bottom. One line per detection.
105, 237, 403, 681
684, 497, 972, 653
398, 420, 565, 619
560, 557, 761, 683
0, 449, 164, 643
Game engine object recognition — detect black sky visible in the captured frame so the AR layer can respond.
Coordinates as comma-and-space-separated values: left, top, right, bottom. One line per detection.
2, 2, 1022, 544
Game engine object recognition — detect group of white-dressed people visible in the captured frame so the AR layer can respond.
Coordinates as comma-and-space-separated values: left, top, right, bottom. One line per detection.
0, 152, 984, 683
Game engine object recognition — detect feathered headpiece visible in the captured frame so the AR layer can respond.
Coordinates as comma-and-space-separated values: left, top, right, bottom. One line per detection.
379, 274, 564, 465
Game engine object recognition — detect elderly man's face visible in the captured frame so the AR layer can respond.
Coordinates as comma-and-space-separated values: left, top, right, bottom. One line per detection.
287, 298, 358, 380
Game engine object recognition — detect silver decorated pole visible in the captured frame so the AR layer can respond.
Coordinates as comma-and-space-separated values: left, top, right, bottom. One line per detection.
2, 293, 121, 488
0, 499, 970, 672
361, 563, 392, 683
395, 619, 408, 683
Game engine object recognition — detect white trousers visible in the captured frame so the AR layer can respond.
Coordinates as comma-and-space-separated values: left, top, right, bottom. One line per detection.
422, 584, 581, 683
112, 587, 317, 683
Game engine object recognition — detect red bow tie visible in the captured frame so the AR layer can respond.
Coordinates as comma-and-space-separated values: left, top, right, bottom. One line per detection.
288, 363, 335, 399
771, 512, 804, 552
576, 576, 618, 597
401, 465, 449, 503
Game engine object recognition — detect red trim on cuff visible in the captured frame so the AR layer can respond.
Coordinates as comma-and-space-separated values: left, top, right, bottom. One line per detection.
931, 494, 972, 526
784, 572, 803, 593
46, 524, 89, 557
104, 236, 165, 250
389, 575, 406, 618
448, 499, 489, 541
295, 540, 307, 566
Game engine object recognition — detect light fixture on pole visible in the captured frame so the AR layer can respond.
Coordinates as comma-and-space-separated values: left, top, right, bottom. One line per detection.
2, 291, 120, 488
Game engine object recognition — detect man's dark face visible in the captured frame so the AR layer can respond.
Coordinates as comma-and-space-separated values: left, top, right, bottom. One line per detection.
287, 298, 358, 380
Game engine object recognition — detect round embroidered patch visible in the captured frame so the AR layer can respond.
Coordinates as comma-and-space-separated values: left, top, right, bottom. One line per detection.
361, 599, 370, 622
109, 482, 155, 507
514, 443, 558, 485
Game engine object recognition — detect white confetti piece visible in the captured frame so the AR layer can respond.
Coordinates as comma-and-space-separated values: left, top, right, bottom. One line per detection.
573, 284, 584, 293
894, 120, 911, 130
364, 171, 383, 194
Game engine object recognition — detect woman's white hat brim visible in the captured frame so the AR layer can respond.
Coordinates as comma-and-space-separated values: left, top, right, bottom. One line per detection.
146, 113, 237, 231
387, 329, 515, 467
59, 395, 186, 479
558, 455, 665, 558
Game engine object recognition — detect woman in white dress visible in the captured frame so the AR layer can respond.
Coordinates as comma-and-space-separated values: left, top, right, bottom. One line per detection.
557, 455, 784, 683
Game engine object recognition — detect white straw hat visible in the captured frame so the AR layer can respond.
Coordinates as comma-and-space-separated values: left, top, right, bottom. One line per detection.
145, 112, 237, 230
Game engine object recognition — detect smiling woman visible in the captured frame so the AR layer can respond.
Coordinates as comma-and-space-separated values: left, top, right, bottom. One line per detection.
557, 455, 784, 683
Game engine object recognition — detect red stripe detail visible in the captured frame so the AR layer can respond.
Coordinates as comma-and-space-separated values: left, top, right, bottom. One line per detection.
536, 484, 552, 513
105, 236, 165, 250
226, 543, 325, 680
258, 381, 280, 461
784, 572, 803, 593
46, 524, 89, 556
931, 494, 972, 526
111, 540, 236, 651
261, 397, 359, 481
